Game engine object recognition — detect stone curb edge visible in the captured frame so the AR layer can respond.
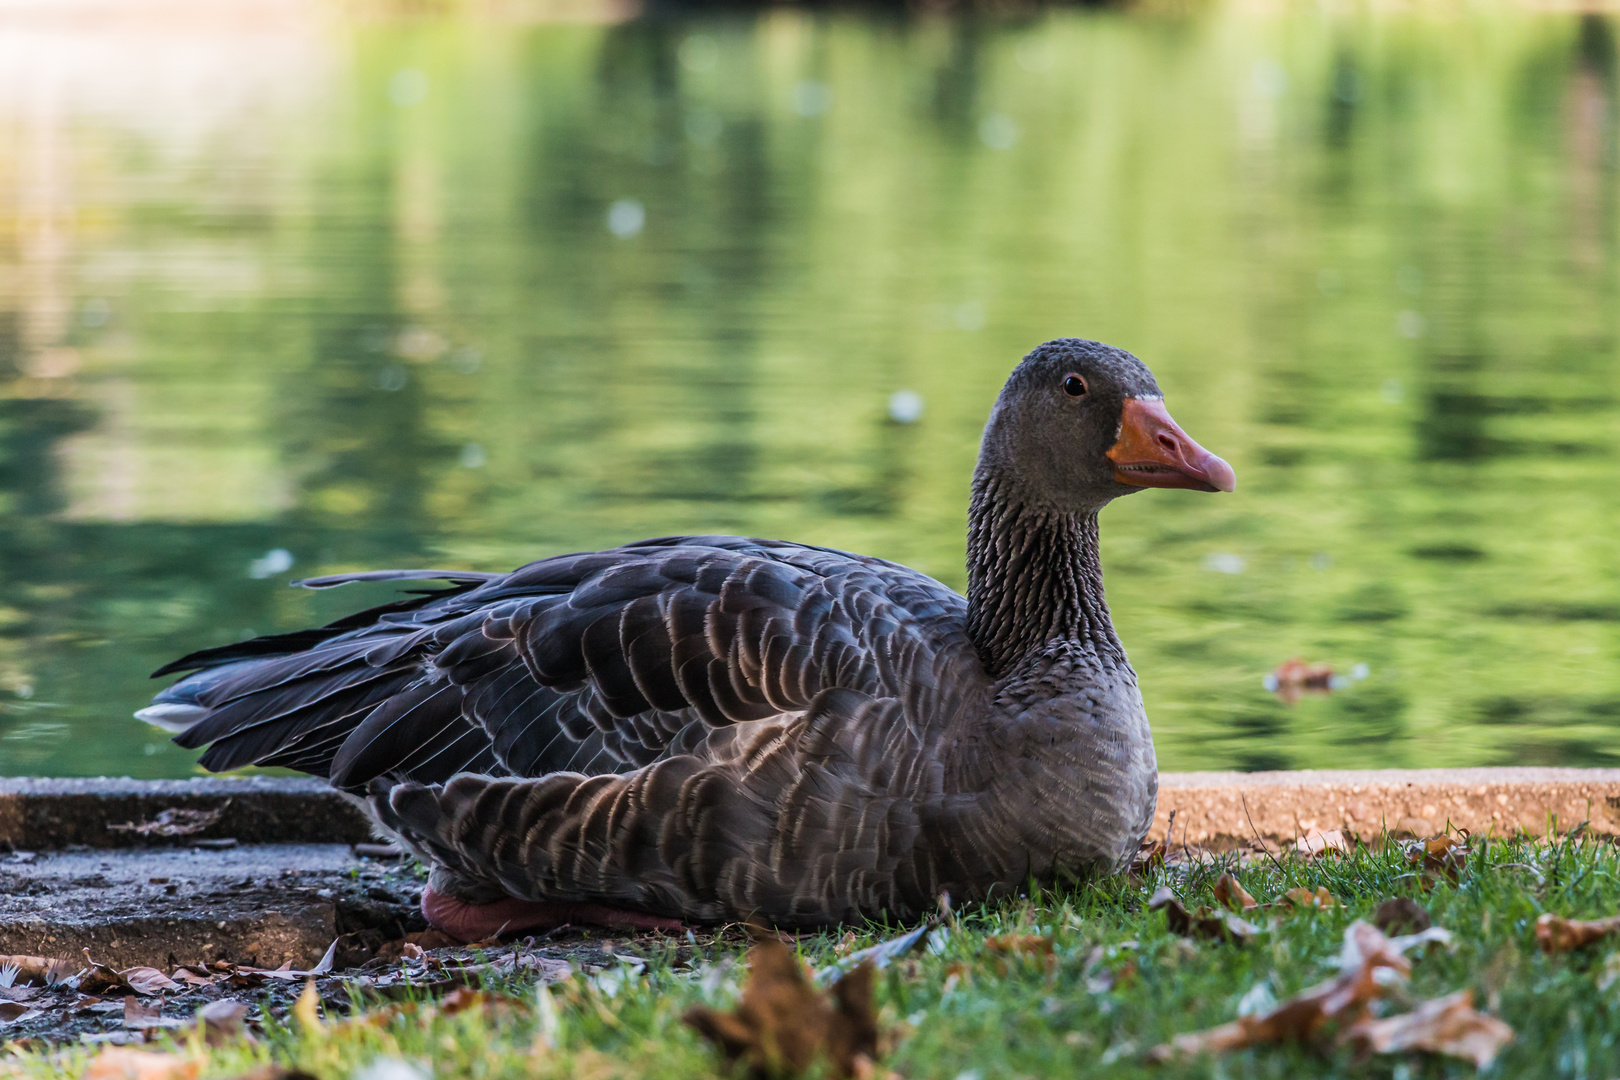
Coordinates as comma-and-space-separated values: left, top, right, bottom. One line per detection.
7, 768, 1620, 851
1156, 767, 1620, 847
0, 776, 374, 849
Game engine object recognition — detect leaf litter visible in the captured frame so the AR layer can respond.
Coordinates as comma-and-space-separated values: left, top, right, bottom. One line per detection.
684, 937, 889, 1080
1148, 888, 1260, 944
0, 925, 582, 1050
106, 806, 226, 840
1149, 919, 1506, 1067
1406, 832, 1469, 888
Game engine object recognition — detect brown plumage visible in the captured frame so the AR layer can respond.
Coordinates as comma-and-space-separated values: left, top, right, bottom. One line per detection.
137, 339, 1234, 934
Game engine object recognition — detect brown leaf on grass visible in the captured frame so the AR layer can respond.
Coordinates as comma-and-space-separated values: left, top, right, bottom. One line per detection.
1373, 898, 1431, 935
1535, 912, 1620, 953
1407, 834, 1467, 886
80, 1048, 200, 1080
1281, 887, 1339, 910
120, 969, 182, 996
684, 939, 884, 1080
1344, 989, 1512, 1067
1130, 839, 1168, 877
1148, 920, 1411, 1062
1149, 888, 1259, 944
107, 806, 225, 839
1212, 874, 1259, 912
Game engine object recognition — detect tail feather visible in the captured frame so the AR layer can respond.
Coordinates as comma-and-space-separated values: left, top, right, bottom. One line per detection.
190, 671, 415, 773
151, 578, 486, 679
138, 576, 500, 787
134, 702, 209, 735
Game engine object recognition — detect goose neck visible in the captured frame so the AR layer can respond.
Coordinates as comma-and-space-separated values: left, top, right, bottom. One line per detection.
964, 478, 1124, 678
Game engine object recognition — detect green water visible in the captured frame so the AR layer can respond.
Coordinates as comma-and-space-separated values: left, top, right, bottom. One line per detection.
1, 1, 1617, 779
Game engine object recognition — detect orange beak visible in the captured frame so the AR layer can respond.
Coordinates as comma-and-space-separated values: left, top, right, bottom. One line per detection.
1106, 398, 1236, 493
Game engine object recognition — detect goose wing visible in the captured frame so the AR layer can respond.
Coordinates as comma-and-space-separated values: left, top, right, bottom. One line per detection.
142, 536, 974, 793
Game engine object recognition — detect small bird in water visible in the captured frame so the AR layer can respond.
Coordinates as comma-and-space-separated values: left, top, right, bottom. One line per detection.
139, 339, 1234, 941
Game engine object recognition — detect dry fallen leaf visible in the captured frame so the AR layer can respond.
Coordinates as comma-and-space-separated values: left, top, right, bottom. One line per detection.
80, 1048, 200, 1080
106, 806, 226, 841
0, 1001, 42, 1027
1130, 839, 1169, 880
684, 938, 884, 1079
195, 1000, 251, 1045
79, 953, 135, 995
1149, 920, 1410, 1061
1373, 898, 1431, 935
375, 930, 461, 962
120, 969, 182, 996
123, 996, 186, 1031
107, 806, 225, 838
0, 955, 79, 987
1535, 912, 1620, 954
1407, 834, 1468, 886
1296, 830, 1350, 858
1281, 887, 1338, 910
1345, 989, 1513, 1068
1212, 874, 1259, 912
1149, 888, 1259, 944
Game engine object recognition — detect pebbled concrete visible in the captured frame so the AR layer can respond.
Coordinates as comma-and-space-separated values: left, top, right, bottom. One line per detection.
1155, 767, 1620, 847
0, 843, 422, 969
0, 776, 374, 849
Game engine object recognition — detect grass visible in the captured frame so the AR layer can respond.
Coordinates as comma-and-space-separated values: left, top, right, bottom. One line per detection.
7, 834, 1620, 1080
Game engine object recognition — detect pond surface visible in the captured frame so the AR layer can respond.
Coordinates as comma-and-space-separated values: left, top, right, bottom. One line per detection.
2, 0, 1618, 779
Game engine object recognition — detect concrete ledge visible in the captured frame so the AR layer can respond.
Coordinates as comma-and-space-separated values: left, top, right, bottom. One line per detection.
1155, 767, 1620, 848
0, 843, 419, 969
0, 776, 374, 850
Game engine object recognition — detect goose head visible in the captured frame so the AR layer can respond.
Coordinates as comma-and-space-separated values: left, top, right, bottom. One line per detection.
977, 338, 1235, 514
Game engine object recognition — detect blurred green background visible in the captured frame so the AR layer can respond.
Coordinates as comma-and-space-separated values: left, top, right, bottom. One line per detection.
1, 0, 1617, 778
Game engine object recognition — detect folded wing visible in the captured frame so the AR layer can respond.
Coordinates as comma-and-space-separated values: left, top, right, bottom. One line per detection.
141, 536, 972, 793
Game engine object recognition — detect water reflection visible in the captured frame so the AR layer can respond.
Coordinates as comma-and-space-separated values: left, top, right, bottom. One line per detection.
2, 1, 1619, 777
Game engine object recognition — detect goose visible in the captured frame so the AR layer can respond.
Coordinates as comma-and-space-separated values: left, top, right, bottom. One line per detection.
137, 339, 1234, 941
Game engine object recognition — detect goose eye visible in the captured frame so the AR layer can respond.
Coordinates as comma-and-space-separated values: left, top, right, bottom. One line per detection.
1062, 374, 1087, 397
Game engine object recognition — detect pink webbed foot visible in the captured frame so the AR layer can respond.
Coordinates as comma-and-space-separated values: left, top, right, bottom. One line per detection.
421, 884, 686, 943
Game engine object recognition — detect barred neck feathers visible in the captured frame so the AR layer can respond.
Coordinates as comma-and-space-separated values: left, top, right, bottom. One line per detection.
964, 474, 1125, 680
